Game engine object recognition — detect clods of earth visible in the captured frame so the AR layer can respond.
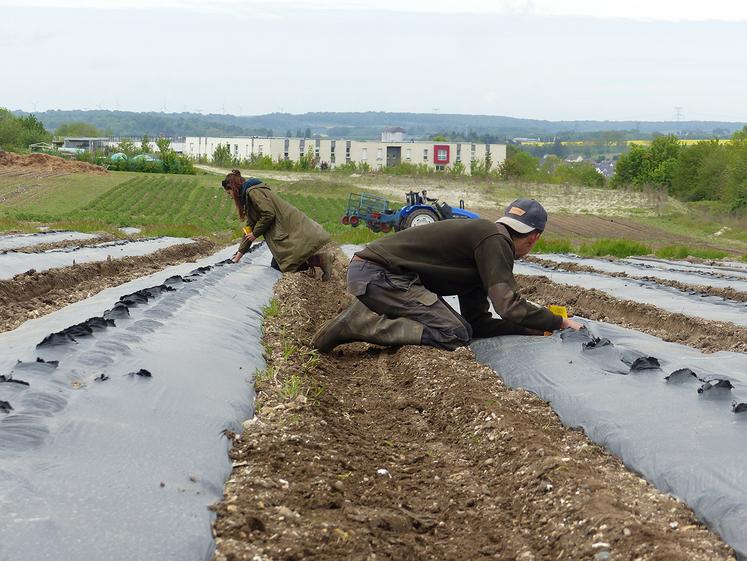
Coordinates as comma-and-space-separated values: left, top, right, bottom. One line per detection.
210, 253, 736, 561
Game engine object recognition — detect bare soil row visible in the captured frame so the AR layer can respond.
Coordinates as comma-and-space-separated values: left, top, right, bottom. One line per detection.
526, 255, 747, 304
0, 237, 218, 332
518, 274, 747, 353
211, 257, 735, 561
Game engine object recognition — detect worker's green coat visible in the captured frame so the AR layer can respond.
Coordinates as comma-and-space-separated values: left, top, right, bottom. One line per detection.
238, 184, 330, 271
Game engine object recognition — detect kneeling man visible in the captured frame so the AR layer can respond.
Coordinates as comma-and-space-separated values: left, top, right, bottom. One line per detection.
312, 199, 581, 352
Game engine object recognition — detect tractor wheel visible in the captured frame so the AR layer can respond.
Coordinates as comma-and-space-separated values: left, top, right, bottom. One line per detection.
349, 215, 360, 227
404, 209, 438, 228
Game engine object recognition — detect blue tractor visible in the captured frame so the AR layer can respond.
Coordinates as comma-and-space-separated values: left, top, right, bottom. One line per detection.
341, 191, 479, 233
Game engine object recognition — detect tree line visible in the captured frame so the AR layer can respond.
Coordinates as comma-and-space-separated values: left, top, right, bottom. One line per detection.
612, 128, 747, 211
0, 109, 51, 150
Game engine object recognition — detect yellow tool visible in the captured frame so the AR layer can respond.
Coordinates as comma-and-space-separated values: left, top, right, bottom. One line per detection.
545, 305, 568, 335
548, 305, 568, 319
243, 226, 253, 237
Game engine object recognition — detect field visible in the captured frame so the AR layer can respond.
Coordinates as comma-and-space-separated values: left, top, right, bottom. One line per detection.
3, 167, 746, 257
1, 163, 747, 561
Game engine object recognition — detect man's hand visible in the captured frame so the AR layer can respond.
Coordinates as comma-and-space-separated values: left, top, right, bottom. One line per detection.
243, 233, 256, 243
561, 317, 583, 330
231, 251, 244, 263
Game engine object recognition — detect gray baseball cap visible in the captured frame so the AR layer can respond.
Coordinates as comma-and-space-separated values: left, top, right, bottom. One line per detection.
496, 198, 547, 233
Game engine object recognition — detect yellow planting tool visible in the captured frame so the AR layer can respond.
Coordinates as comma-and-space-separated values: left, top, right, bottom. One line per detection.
243, 226, 253, 237
545, 305, 568, 335
548, 305, 568, 319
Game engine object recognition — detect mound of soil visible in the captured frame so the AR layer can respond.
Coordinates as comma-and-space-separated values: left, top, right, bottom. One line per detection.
3, 234, 118, 254
526, 255, 747, 305
0, 151, 107, 175
211, 254, 734, 561
0, 238, 218, 332
518, 274, 747, 353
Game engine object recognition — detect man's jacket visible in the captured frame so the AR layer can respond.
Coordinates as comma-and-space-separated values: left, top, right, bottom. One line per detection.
355, 219, 562, 336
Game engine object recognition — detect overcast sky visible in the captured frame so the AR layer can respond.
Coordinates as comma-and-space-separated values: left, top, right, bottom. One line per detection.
2, 0, 746, 121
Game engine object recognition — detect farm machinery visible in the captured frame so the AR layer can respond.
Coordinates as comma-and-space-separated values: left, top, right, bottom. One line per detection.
341, 191, 479, 233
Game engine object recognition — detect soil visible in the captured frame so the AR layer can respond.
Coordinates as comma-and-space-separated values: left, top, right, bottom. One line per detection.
526, 255, 747, 305
0, 237, 218, 332
0, 151, 108, 176
197, 165, 678, 219
473, 210, 730, 253
1, 233, 119, 254
517, 275, 747, 354
211, 253, 735, 561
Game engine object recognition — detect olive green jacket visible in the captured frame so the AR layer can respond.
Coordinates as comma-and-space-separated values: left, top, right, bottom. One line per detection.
357, 219, 562, 335
238, 183, 330, 271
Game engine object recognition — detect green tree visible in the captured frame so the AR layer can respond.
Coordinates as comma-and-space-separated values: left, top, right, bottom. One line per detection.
55, 121, 103, 137
141, 135, 151, 153
116, 139, 137, 156
212, 143, 233, 166
499, 145, 539, 179
304, 127, 312, 138
0, 108, 52, 150
155, 137, 172, 155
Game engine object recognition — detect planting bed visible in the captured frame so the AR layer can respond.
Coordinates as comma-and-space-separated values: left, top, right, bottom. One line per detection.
0, 236, 194, 280
0, 246, 278, 561
534, 253, 747, 293
515, 261, 747, 328
212, 253, 736, 561
628, 257, 747, 280
0, 230, 97, 251
473, 323, 747, 558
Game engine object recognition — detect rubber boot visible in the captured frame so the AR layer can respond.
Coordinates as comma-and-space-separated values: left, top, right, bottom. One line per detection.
312, 300, 424, 353
307, 251, 335, 281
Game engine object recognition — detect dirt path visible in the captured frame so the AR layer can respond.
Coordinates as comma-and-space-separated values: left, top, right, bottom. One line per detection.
211, 255, 735, 561
0, 238, 219, 332
526, 255, 747, 304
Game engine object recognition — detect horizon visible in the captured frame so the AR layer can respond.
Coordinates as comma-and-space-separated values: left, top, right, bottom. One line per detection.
12, 108, 746, 126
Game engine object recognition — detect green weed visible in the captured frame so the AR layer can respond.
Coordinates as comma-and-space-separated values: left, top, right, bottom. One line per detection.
263, 298, 280, 318
534, 237, 573, 254
254, 366, 275, 385
577, 239, 651, 258
654, 245, 728, 260
281, 374, 304, 399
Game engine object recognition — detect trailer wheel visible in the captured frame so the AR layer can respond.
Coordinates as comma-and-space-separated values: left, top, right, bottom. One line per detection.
349, 215, 360, 227
404, 209, 438, 228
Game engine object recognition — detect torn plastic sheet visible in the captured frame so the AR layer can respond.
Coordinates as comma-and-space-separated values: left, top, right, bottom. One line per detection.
535, 253, 747, 293
0, 245, 279, 561
515, 261, 747, 327
0, 231, 97, 251
0, 236, 194, 280
472, 322, 747, 559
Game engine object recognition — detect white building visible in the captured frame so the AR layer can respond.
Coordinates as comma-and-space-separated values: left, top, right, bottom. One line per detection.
184, 136, 506, 175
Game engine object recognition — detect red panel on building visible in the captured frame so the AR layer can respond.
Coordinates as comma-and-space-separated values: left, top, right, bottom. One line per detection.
433, 144, 450, 164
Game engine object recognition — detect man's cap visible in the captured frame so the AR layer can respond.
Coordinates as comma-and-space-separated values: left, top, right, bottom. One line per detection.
496, 198, 547, 234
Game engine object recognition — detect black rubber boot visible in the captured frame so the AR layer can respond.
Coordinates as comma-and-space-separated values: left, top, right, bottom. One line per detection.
312, 300, 423, 353
307, 251, 335, 281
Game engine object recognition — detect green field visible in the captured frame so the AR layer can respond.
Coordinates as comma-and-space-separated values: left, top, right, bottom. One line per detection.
1, 169, 746, 258
0, 171, 378, 243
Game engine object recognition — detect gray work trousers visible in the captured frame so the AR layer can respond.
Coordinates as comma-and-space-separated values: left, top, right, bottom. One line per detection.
347, 258, 472, 351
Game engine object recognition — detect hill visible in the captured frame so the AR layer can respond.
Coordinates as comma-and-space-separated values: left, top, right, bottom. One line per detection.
12, 109, 746, 141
